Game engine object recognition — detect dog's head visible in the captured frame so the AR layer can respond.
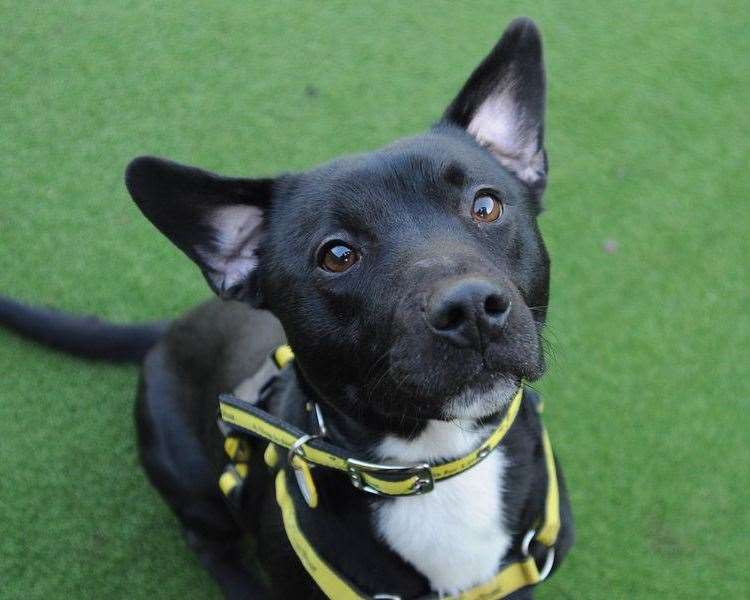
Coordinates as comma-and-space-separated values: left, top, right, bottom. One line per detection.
126, 18, 550, 421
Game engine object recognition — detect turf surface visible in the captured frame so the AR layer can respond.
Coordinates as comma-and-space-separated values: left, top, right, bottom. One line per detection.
1, 2, 748, 598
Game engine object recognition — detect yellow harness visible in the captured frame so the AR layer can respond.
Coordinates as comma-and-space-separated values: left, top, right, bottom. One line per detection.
218, 345, 561, 599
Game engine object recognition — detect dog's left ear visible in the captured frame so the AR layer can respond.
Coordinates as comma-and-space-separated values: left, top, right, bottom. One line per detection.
444, 18, 547, 195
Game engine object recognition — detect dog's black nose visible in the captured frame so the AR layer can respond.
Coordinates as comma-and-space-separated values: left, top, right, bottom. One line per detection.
426, 278, 510, 349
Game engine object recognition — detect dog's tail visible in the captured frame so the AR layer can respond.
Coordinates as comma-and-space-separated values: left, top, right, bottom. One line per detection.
0, 295, 168, 363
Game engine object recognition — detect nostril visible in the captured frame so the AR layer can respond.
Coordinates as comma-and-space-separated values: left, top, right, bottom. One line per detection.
432, 304, 465, 331
426, 279, 506, 348
484, 293, 509, 317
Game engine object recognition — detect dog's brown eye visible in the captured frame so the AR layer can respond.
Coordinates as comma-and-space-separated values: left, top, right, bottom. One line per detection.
320, 242, 358, 273
471, 192, 503, 223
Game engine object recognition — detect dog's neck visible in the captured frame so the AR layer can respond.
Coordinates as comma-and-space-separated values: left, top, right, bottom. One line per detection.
288, 362, 506, 460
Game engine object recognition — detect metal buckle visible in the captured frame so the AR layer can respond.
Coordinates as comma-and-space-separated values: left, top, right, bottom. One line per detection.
346, 458, 434, 496
521, 529, 555, 581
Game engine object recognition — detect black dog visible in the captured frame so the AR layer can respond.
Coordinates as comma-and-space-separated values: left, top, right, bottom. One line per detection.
0, 18, 573, 599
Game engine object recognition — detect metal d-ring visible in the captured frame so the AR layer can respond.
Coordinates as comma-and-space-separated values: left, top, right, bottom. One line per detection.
287, 402, 328, 466
287, 433, 321, 466
521, 528, 556, 581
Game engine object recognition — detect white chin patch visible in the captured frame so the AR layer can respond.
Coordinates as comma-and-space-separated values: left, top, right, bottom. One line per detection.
441, 376, 519, 420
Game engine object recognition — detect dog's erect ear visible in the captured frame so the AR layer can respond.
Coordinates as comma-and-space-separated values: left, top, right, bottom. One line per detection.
443, 18, 547, 191
125, 156, 274, 304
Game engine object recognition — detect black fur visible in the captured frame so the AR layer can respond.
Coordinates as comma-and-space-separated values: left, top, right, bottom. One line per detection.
1, 17, 574, 598
0, 295, 166, 362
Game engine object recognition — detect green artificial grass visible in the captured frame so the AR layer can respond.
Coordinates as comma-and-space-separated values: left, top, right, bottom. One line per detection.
1, 2, 748, 598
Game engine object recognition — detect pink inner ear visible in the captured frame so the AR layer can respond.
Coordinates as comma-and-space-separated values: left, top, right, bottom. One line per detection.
467, 88, 545, 185
196, 204, 264, 294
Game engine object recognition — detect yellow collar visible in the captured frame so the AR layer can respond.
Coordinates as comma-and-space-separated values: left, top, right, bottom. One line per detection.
218, 343, 524, 498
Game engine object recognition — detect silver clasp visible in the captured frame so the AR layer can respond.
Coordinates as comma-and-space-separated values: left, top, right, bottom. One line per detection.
346, 458, 434, 496
521, 528, 555, 581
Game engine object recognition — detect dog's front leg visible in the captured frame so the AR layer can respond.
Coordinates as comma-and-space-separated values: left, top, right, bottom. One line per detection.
135, 342, 270, 599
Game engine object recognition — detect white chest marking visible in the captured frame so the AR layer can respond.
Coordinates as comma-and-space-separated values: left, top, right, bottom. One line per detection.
373, 420, 511, 595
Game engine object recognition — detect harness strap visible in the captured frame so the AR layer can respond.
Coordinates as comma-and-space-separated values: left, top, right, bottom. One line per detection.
536, 428, 560, 547
273, 422, 560, 600
276, 471, 364, 600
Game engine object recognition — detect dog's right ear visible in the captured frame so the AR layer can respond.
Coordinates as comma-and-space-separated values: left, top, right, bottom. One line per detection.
125, 156, 274, 305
